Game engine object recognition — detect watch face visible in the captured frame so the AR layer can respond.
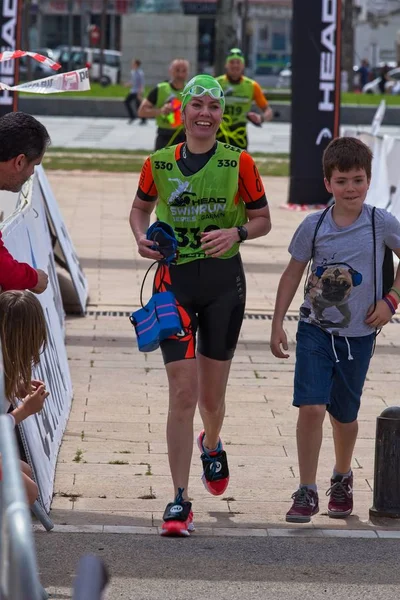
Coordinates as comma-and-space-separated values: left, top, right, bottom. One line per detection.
239, 226, 248, 241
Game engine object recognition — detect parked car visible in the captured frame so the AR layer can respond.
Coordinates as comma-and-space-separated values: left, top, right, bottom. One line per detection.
19, 48, 61, 81
56, 46, 121, 85
277, 64, 360, 90
362, 67, 400, 94
276, 64, 291, 89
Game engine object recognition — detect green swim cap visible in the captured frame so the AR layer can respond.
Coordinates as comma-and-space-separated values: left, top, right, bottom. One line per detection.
181, 74, 225, 112
226, 48, 245, 64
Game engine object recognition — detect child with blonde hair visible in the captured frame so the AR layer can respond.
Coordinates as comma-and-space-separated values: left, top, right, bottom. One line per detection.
0, 290, 49, 504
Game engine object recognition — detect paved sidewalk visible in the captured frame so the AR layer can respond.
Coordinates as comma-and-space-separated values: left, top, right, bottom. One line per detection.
48, 171, 400, 533
34, 115, 400, 154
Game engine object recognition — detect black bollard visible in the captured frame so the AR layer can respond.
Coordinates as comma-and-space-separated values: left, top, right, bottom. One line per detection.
369, 406, 400, 519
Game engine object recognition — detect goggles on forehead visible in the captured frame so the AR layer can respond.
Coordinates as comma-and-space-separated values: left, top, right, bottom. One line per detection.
183, 84, 224, 100
229, 48, 244, 58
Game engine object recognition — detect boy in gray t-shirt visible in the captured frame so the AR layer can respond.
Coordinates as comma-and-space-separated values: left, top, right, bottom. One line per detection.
270, 137, 400, 524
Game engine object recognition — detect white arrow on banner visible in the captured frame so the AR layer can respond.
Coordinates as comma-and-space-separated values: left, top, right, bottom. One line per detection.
0, 68, 91, 94
371, 100, 386, 137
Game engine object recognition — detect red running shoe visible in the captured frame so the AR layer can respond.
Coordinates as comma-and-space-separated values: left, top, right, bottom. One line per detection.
326, 473, 353, 518
286, 487, 319, 523
161, 488, 195, 537
197, 430, 229, 496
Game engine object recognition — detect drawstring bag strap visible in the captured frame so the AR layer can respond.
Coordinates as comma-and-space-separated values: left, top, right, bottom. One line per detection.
304, 205, 331, 298
139, 261, 158, 310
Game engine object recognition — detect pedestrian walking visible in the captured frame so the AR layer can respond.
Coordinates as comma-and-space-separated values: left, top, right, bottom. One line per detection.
124, 59, 146, 124
378, 64, 391, 95
358, 59, 370, 90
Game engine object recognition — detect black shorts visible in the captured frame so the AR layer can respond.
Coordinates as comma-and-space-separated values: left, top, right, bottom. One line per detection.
155, 128, 186, 150
153, 255, 246, 363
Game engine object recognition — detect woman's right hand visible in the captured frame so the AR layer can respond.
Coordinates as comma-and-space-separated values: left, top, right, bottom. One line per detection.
22, 385, 49, 417
270, 325, 290, 358
137, 236, 164, 261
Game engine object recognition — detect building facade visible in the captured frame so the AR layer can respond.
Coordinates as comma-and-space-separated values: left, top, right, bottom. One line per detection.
27, 0, 292, 83
26, 0, 399, 84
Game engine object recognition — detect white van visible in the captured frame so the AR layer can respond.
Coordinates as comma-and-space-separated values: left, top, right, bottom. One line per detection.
87, 49, 121, 85
57, 46, 121, 85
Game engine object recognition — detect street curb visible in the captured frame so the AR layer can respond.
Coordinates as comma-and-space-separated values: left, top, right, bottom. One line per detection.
33, 524, 400, 539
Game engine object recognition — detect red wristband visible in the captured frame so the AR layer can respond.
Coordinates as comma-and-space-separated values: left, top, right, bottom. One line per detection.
386, 293, 399, 309
383, 296, 396, 315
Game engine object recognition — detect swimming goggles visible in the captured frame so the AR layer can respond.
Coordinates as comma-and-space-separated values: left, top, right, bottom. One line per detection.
228, 48, 244, 58
183, 85, 224, 100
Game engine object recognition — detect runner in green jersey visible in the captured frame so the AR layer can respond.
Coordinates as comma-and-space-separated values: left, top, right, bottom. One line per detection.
130, 74, 271, 537
216, 48, 273, 150
138, 58, 189, 150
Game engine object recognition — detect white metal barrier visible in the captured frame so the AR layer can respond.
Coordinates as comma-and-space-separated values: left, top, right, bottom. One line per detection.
344, 128, 400, 221
0, 167, 89, 512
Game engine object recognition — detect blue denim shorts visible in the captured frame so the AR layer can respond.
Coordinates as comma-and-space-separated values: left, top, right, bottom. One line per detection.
293, 321, 375, 423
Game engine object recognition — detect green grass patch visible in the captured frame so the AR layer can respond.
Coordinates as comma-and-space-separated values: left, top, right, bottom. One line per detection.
341, 92, 400, 106
43, 148, 289, 176
257, 159, 288, 177
266, 90, 400, 106
73, 449, 84, 463
57, 492, 82, 500
43, 154, 147, 173
49, 146, 150, 155
22, 82, 400, 107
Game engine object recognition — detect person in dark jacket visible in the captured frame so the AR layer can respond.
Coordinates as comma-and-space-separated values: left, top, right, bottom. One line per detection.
378, 64, 390, 95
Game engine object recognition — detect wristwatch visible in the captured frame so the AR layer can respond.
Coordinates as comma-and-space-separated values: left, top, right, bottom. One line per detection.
237, 225, 248, 243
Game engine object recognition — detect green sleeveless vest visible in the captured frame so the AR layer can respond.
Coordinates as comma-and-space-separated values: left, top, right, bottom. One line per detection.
151, 142, 247, 265
155, 82, 184, 130
216, 75, 254, 126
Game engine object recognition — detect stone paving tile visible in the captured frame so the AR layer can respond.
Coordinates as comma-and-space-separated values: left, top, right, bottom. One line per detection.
48, 172, 400, 532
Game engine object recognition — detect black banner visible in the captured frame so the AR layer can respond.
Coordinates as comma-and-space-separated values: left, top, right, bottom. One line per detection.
0, 0, 22, 117
288, 0, 342, 206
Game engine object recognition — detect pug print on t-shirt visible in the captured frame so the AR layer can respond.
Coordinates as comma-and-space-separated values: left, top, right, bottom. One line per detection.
301, 260, 362, 330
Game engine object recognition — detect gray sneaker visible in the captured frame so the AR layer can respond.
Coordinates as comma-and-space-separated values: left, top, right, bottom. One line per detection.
286, 487, 319, 523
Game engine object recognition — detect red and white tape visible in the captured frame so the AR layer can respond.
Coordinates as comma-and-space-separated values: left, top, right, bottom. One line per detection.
0, 50, 61, 71
0, 68, 91, 94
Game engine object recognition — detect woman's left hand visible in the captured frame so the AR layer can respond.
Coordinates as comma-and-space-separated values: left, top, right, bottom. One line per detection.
201, 228, 239, 258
